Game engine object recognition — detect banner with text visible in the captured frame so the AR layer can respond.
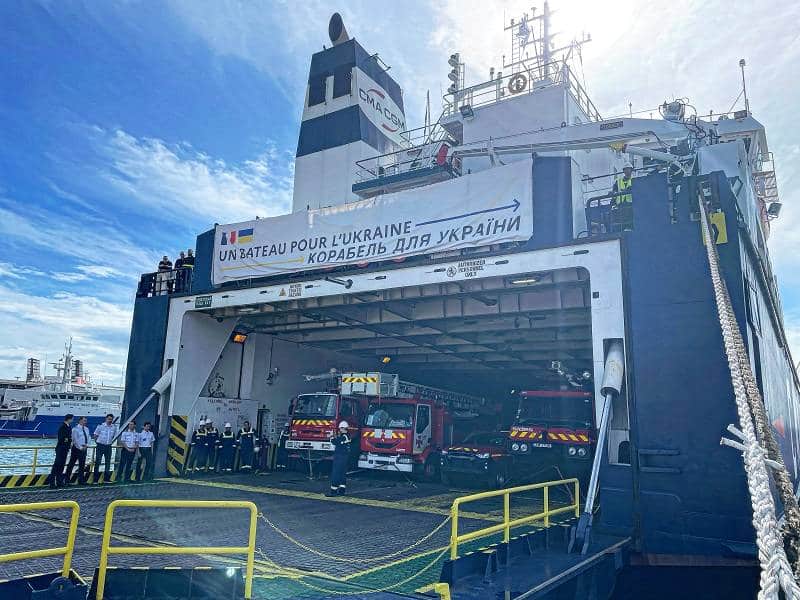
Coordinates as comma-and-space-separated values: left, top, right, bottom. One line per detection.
212, 159, 533, 283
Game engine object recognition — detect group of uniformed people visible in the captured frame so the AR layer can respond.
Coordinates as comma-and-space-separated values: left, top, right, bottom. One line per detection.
187, 418, 258, 474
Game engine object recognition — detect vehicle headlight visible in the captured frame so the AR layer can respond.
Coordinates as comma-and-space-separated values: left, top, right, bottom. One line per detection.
577, 447, 588, 457
568, 447, 577, 456
397, 456, 413, 464
359, 453, 367, 460
511, 443, 520, 451
519, 444, 528, 452
440, 450, 448, 455
476, 452, 490, 459
324, 430, 334, 437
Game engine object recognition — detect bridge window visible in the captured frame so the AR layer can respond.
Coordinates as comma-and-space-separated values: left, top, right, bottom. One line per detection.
332, 65, 351, 98
308, 75, 327, 107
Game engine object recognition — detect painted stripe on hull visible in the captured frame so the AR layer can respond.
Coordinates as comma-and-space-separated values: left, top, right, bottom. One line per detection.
0, 415, 111, 438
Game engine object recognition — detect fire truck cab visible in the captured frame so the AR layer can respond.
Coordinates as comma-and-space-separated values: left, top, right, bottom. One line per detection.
357, 375, 486, 478
284, 373, 373, 465
508, 390, 595, 482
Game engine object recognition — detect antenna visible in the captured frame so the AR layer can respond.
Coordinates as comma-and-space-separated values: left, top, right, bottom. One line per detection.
739, 59, 750, 114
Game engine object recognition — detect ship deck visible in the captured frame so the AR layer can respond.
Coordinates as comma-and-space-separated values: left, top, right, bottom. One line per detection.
0, 470, 591, 598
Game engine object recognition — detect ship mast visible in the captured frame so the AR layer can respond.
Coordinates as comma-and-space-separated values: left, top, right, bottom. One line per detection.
503, 2, 590, 82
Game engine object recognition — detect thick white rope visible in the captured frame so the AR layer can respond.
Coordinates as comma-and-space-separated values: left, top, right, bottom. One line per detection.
700, 200, 800, 599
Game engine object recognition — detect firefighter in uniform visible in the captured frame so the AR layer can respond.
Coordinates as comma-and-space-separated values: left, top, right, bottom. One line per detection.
237, 420, 257, 472
217, 423, 238, 472
205, 419, 220, 471
611, 162, 634, 231
326, 421, 351, 497
188, 419, 208, 473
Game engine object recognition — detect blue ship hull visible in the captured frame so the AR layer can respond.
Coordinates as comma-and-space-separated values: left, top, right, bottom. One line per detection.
0, 415, 110, 438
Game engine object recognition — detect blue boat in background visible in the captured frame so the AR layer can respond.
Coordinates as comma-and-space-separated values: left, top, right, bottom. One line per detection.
0, 341, 122, 438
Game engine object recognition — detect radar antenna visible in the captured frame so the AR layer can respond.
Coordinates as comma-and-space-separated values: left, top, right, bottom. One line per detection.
504, 2, 591, 81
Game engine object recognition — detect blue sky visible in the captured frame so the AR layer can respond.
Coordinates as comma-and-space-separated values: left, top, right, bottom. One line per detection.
1, 0, 799, 382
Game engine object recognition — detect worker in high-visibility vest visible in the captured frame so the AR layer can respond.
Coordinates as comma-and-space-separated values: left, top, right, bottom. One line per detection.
611, 162, 634, 230
237, 421, 258, 472
188, 419, 208, 474
216, 423, 238, 473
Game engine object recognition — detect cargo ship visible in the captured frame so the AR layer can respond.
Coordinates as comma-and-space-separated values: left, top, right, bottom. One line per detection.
2, 6, 798, 599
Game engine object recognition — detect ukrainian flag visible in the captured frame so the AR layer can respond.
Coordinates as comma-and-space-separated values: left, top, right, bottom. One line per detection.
237, 228, 254, 244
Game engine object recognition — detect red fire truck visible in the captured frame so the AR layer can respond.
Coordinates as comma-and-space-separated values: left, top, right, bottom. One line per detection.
507, 390, 595, 481
357, 374, 488, 479
284, 372, 374, 467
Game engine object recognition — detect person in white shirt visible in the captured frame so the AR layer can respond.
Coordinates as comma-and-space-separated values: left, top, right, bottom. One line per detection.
65, 416, 90, 485
93, 413, 118, 483
135, 422, 155, 481
118, 421, 139, 482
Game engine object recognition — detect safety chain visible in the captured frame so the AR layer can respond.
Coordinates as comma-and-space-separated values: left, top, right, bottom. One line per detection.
258, 511, 451, 564
255, 545, 450, 596
699, 199, 800, 599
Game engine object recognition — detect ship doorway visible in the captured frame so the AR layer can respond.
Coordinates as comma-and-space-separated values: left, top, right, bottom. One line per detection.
199, 264, 624, 485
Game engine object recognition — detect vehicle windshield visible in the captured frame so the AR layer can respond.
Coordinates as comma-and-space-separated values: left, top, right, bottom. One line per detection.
365, 403, 414, 428
293, 394, 337, 418
516, 396, 592, 426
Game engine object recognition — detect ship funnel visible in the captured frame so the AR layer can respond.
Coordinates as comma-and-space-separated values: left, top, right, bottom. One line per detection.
328, 13, 349, 45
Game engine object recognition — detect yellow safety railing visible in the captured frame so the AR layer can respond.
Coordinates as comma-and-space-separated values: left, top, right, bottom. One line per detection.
0, 445, 108, 475
96, 499, 258, 600
0, 501, 80, 576
449, 478, 580, 559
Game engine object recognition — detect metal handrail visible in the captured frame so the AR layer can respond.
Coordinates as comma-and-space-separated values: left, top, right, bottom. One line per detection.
0, 501, 80, 576
96, 499, 258, 600
443, 63, 601, 122
0, 445, 111, 475
449, 478, 580, 559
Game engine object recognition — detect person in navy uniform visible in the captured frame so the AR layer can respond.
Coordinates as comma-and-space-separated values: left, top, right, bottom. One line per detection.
118, 420, 139, 482
135, 421, 155, 481
237, 420, 257, 472
205, 419, 219, 471
188, 419, 208, 473
217, 423, 238, 472
65, 415, 90, 485
50, 413, 73, 488
326, 421, 351, 497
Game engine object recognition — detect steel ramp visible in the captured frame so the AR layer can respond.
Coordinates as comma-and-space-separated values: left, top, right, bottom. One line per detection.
441, 524, 630, 600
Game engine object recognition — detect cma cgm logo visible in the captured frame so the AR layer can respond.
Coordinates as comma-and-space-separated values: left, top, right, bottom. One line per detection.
359, 87, 405, 133
220, 228, 254, 245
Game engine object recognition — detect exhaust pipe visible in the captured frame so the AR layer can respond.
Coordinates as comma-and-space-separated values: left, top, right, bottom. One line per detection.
328, 13, 349, 46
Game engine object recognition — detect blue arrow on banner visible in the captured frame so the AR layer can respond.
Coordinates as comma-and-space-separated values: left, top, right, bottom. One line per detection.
415, 198, 520, 227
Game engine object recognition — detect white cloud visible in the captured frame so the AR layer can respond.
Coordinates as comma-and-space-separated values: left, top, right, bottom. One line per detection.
0, 283, 132, 383
0, 262, 47, 280
96, 129, 294, 226
0, 204, 156, 275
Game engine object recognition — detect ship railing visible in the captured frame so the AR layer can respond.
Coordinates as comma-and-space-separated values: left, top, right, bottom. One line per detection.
0, 444, 119, 477
449, 478, 580, 559
136, 267, 192, 298
354, 121, 460, 186
443, 62, 601, 123
95, 500, 258, 600
0, 501, 80, 577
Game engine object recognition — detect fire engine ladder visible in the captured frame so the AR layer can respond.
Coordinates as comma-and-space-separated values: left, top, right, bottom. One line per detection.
698, 192, 800, 599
